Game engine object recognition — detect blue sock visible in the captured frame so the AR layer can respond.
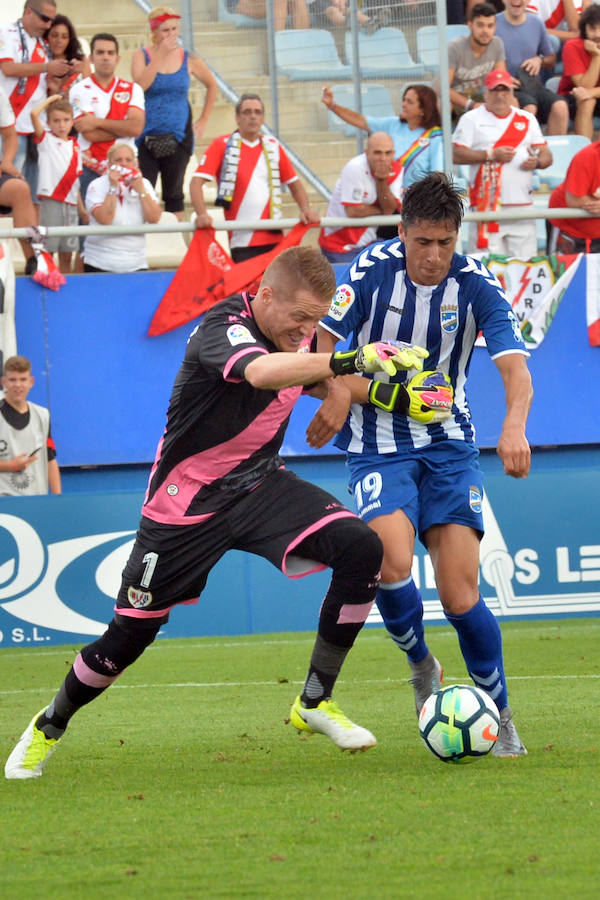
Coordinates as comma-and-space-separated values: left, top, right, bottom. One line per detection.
445, 595, 508, 710
376, 577, 428, 663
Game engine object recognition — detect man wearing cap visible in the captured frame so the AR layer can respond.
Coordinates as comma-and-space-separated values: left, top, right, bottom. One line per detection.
453, 69, 552, 257
495, 0, 568, 135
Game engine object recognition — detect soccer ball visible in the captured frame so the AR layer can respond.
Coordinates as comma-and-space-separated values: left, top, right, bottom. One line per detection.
418, 684, 500, 763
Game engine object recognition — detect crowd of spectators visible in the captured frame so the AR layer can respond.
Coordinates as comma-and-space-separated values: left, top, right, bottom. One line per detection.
1, 0, 600, 276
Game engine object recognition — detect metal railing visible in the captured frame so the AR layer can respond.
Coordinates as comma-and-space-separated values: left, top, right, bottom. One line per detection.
0, 207, 594, 243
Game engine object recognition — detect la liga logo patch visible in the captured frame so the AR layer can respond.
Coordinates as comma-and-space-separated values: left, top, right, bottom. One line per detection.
227, 324, 255, 346
329, 284, 355, 321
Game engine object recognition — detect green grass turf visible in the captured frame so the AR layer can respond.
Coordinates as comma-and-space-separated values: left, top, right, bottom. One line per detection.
1, 618, 599, 900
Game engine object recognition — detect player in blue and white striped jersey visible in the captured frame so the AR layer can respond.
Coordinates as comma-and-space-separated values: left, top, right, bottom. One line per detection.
314, 173, 533, 757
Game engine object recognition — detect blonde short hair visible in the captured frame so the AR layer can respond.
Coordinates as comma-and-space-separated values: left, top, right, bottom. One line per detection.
148, 6, 180, 41
107, 142, 138, 165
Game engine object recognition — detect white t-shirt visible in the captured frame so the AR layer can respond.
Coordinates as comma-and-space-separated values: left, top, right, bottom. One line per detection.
319, 152, 403, 253
69, 75, 145, 163
36, 131, 82, 205
0, 23, 48, 133
83, 174, 157, 272
0, 85, 15, 128
452, 105, 546, 205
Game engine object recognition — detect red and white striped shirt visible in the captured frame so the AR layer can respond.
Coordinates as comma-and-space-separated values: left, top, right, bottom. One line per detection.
36, 131, 82, 205
194, 133, 298, 249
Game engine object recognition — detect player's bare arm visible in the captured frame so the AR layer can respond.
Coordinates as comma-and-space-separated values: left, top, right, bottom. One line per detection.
495, 353, 533, 479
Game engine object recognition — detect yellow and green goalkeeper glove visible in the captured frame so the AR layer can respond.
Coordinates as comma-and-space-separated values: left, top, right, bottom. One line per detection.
330, 341, 428, 377
368, 370, 454, 424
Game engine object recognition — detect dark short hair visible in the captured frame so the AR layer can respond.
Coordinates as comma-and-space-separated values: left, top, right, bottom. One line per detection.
402, 84, 441, 129
468, 2, 497, 21
91, 33, 119, 54
235, 93, 264, 115
44, 14, 85, 61
579, 3, 600, 38
401, 173, 464, 232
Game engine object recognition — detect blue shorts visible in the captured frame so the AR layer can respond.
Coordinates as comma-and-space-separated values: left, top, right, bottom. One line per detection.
347, 442, 484, 543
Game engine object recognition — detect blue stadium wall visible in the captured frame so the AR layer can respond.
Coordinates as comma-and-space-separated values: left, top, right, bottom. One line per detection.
0, 268, 598, 648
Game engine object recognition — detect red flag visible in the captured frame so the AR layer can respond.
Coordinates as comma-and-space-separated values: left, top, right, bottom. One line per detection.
147, 224, 313, 337
147, 229, 232, 336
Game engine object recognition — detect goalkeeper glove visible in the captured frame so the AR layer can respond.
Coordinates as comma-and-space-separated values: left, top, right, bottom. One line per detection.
368, 370, 454, 424
330, 341, 427, 377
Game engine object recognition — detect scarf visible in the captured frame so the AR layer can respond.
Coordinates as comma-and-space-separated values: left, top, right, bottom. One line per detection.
469, 111, 530, 249
216, 131, 282, 219
11, 20, 46, 119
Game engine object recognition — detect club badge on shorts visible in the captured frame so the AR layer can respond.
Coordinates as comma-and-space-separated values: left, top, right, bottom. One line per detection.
127, 586, 153, 608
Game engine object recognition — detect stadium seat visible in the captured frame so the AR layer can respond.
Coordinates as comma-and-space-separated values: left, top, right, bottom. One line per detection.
326, 83, 396, 136
217, 0, 265, 28
537, 135, 591, 190
344, 28, 426, 80
145, 212, 188, 269
275, 29, 351, 81
416, 24, 470, 72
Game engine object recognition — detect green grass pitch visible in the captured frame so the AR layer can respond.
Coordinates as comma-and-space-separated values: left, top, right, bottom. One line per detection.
1, 618, 599, 899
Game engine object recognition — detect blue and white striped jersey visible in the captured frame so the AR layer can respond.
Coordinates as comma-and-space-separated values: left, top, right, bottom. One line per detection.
320, 238, 530, 454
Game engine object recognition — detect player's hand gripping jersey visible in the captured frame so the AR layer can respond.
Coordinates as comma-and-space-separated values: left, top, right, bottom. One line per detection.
319, 238, 529, 454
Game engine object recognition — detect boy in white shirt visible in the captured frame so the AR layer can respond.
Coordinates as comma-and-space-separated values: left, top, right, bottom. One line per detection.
30, 94, 88, 273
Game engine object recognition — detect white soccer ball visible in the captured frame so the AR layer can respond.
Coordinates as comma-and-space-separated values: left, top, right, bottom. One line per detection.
418, 684, 500, 763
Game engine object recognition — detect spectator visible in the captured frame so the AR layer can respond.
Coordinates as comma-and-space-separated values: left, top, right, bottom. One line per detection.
549, 138, 600, 250
231, 0, 310, 29
43, 14, 91, 97
438, 2, 507, 119
0, 84, 38, 272
82, 141, 161, 273
69, 33, 145, 271
453, 69, 552, 256
0, 1, 71, 203
309, 1, 370, 30
30, 94, 86, 274
131, 6, 217, 222
70, 34, 145, 210
495, 0, 569, 134
526, 0, 588, 53
0, 355, 61, 496
559, 3, 600, 137
191, 93, 319, 263
319, 132, 402, 263
321, 84, 443, 188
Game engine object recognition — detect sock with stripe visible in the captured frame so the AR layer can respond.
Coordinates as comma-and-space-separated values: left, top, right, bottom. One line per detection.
444, 595, 508, 710
376, 577, 429, 664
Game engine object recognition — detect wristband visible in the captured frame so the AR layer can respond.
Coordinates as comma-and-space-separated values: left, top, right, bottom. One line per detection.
486, 148, 493, 161
139, 192, 148, 198
465, 98, 473, 111
368, 380, 409, 414
108, 187, 118, 196
329, 349, 359, 376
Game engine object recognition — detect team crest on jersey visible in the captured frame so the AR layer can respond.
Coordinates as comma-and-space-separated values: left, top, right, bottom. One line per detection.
166, 484, 179, 496
469, 486, 482, 514
329, 284, 355, 321
507, 309, 525, 344
227, 323, 255, 345
440, 304, 458, 333
127, 586, 152, 608
113, 91, 131, 103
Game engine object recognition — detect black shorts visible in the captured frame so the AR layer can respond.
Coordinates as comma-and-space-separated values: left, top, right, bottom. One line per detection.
514, 67, 563, 124
0, 172, 17, 215
116, 468, 359, 621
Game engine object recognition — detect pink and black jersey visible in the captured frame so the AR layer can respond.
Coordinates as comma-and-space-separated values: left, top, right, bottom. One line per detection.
142, 293, 310, 526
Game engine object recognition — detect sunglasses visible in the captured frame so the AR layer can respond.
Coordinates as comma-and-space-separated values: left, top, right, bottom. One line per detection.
30, 6, 55, 24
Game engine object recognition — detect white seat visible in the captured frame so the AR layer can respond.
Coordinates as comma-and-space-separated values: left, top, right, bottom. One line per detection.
145, 212, 188, 269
